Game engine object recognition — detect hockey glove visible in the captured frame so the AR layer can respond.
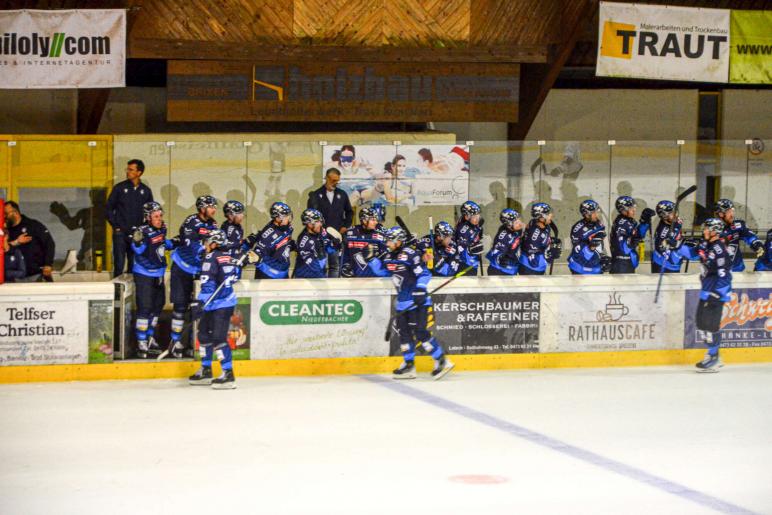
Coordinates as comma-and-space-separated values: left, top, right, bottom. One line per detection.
189, 300, 203, 321
364, 243, 381, 260
751, 239, 764, 257
468, 242, 484, 256
411, 289, 428, 308
132, 229, 144, 244
683, 238, 700, 249
640, 208, 655, 224
600, 255, 611, 272
547, 238, 562, 260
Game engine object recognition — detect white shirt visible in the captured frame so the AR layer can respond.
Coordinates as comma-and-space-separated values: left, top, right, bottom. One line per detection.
326, 189, 335, 204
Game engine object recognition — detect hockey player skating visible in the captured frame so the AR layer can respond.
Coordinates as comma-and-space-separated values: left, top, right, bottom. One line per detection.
340, 207, 388, 278
678, 218, 733, 373
754, 229, 772, 271
293, 208, 341, 278
189, 229, 242, 389
423, 221, 475, 277
610, 196, 654, 274
247, 202, 294, 279
384, 226, 454, 380
519, 203, 560, 276
486, 209, 523, 276
454, 201, 484, 275
131, 201, 174, 358
651, 200, 685, 274
167, 195, 218, 359
713, 199, 763, 272
567, 199, 609, 275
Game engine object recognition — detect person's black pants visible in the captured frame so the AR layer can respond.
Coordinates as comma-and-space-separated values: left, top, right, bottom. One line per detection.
112, 231, 134, 277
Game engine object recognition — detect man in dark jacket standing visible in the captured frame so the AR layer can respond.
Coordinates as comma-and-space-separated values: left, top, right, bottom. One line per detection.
107, 159, 154, 277
4, 201, 56, 282
307, 168, 353, 277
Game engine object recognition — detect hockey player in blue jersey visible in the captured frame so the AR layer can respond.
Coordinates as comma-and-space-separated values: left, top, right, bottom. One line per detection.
220, 200, 246, 256
519, 203, 561, 275
423, 221, 475, 277
167, 195, 218, 358
131, 201, 175, 358
568, 199, 609, 275
188, 229, 241, 389
651, 200, 685, 274
384, 226, 454, 380
293, 209, 340, 278
754, 229, 772, 271
678, 218, 733, 372
247, 202, 295, 279
610, 196, 655, 274
486, 208, 523, 276
340, 207, 388, 278
713, 199, 763, 272
454, 201, 484, 275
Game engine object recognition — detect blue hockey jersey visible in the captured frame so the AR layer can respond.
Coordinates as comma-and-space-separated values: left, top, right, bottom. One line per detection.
198, 249, 239, 311
171, 214, 218, 275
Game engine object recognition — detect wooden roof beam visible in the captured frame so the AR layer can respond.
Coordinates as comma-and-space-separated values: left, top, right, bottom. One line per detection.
129, 38, 548, 63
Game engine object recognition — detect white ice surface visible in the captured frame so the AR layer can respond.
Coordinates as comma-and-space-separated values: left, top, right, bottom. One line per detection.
1, 365, 771, 515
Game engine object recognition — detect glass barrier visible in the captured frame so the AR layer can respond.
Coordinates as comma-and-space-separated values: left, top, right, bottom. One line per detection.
0, 136, 766, 274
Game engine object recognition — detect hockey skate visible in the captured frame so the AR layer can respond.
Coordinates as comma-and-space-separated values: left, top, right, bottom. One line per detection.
212, 369, 236, 389
136, 340, 150, 359
392, 360, 416, 379
170, 342, 185, 359
695, 353, 723, 373
431, 356, 455, 381
146, 337, 161, 356
188, 366, 213, 385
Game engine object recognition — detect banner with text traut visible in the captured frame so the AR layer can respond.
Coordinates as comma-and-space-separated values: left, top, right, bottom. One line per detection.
597, 2, 730, 83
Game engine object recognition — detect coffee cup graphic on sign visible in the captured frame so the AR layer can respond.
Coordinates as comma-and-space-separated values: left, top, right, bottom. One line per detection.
597, 292, 630, 322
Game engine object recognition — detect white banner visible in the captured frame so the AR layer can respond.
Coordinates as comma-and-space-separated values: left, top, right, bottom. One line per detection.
540, 290, 679, 353
597, 2, 730, 83
0, 9, 125, 89
0, 301, 89, 365
250, 289, 392, 359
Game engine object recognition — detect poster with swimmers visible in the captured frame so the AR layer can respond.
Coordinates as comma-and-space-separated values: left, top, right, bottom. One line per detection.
322, 144, 470, 208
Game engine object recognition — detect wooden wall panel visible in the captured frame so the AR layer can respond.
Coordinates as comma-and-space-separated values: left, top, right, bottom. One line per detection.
293, 0, 385, 45
383, 0, 470, 48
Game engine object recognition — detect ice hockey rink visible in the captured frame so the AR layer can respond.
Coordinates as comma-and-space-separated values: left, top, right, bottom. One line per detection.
1, 364, 770, 515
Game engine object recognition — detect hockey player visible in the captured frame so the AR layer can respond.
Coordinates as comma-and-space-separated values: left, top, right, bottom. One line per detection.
423, 221, 475, 277
610, 196, 655, 274
340, 207, 388, 278
246, 202, 295, 279
713, 199, 763, 272
188, 229, 242, 389
678, 218, 732, 372
519, 203, 561, 276
454, 201, 484, 275
167, 195, 218, 358
486, 208, 523, 276
293, 208, 340, 278
651, 200, 685, 274
383, 226, 454, 380
220, 200, 246, 256
567, 199, 609, 275
131, 201, 174, 358
754, 229, 772, 271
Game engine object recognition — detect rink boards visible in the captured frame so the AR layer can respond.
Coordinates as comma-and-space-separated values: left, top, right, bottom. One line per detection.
1, 273, 771, 382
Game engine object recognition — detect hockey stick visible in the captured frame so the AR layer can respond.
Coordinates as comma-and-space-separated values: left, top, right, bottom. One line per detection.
384, 265, 475, 342
549, 221, 559, 275
157, 252, 251, 361
428, 216, 435, 270
654, 185, 697, 303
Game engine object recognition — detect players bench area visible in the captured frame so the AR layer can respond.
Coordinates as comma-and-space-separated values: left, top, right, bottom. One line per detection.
0, 270, 770, 383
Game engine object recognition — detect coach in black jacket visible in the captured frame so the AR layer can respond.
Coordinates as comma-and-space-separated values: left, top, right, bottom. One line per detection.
106, 159, 153, 277
5, 201, 55, 282
307, 168, 353, 277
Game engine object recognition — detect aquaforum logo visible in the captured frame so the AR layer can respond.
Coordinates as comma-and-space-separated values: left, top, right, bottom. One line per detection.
0, 32, 111, 58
